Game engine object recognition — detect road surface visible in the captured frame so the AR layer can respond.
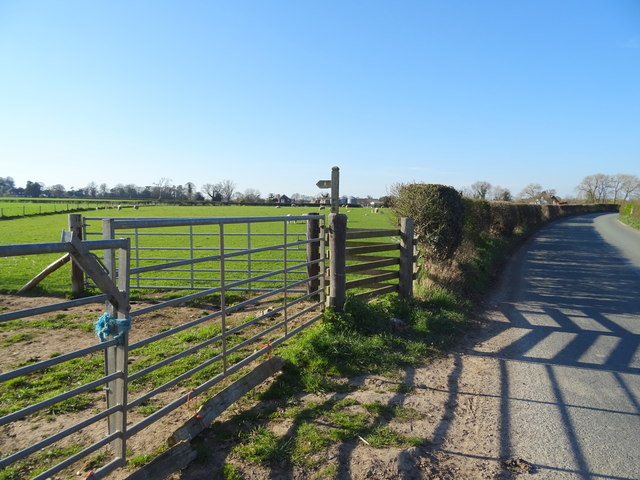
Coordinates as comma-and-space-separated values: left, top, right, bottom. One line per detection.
475, 212, 640, 479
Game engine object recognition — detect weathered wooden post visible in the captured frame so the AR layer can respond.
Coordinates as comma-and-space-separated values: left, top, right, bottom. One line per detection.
68, 214, 85, 296
328, 213, 347, 310
399, 217, 415, 299
105, 238, 130, 466
330, 166, 340, 214
102, 213, 127, 462
102, 218, 117, 278
306, 213, 321, 300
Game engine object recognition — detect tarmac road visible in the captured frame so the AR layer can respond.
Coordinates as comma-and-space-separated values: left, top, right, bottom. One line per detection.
479, 212, 640, 479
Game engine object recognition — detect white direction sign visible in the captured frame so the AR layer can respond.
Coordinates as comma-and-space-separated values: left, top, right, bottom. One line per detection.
316, 180, 332, 189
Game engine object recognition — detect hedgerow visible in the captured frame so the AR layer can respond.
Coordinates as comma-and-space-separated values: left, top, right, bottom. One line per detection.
392, 183, 464, 260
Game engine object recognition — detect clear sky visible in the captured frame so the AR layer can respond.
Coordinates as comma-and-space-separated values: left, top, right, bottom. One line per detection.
1, 1, 638, 199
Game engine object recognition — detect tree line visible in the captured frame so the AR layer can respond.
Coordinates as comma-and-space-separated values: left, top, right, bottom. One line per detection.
462, 173, 639, 204
2, 173, 637, 204
0, 176, 323, 204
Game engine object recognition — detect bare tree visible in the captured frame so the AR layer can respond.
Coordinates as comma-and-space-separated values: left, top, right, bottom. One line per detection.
47, 184, 66, 197
85, 182, 98, 197
241, 188, 261, 203
593, 174, 612, 203
577, 174, 612, 203
615, 174, 640, 201
517, 183, 543, 202
220, 179, 236, 202
470, 181, 492, 200
153, 177, 173, 200
611, 173, 640, 202
202, 183, 222, 201
491, 186, 513, 201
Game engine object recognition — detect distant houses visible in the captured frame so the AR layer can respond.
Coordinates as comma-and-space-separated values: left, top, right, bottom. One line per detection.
273, 194, 384, 207
276, 194, 292, 205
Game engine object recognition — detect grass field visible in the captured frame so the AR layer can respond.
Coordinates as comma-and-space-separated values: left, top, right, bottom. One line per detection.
0, 197, 123, 218
0, 205, 395, 294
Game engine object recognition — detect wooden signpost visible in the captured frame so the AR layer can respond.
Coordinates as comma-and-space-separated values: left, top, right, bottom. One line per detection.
316, 166, 340, 214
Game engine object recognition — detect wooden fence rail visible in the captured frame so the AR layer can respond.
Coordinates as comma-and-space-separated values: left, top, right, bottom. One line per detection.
328, 214, 415, 310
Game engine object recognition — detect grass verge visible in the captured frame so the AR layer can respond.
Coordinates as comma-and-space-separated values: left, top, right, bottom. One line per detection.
619, 202, 640, 230
203, 291, 467, 473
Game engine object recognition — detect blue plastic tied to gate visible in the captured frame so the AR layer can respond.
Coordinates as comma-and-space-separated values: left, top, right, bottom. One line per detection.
95, 312, 131, 344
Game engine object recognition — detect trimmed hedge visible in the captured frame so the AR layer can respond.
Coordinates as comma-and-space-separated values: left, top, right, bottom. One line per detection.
393, 184, 464, 260
461, 199, 619, 240
393, 184, 620, 295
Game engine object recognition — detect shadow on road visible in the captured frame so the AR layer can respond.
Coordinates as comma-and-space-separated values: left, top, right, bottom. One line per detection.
436, 214, 640, 479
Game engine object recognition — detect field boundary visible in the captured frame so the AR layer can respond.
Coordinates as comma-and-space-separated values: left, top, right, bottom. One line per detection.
0, 213, 417, 479
0, 215, 326, 479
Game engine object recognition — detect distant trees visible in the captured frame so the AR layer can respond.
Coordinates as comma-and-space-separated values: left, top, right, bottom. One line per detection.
25, 181, 44, 197
516, 184, 557, 204
491, 186, 513, 202
465, 181, 513, 202
202, 183, 223, 201
201, 179, 235, 202
0, 176, 15, 195
1, 175, 318, 205
152, 177, 173, 200
85, 182, 98, 197
185, 182, 196, 200
236, 188, 261, 203
46, 184, 66, 197
220, 180, 236, 202
576, 174, 640, 203
470, 181, 492, 200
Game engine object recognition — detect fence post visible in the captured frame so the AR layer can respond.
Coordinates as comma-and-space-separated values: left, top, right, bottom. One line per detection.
102, 218, 116, 277
68, 214, 85, 296
399, 217, 415, 299
306, 213, 321, 300
105, 238, 130, 466
328, 213, 347, 311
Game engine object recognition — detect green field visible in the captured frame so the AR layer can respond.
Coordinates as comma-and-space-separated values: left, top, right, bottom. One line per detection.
0, 197, 124, 218
0, 205, 395, 294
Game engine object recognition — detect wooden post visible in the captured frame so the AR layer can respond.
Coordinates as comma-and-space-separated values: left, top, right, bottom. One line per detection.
331, 166, 340, 214
68, 214, 85, 296
102, 218, 116, 278
105, 237, 130, 466
399, 217, 414, 299
306, 213, 321, 300
328, 213, 347, 310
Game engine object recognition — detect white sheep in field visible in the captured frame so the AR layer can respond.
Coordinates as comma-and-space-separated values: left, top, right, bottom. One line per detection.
133, 204, 139, 210
117, 205, 122, 211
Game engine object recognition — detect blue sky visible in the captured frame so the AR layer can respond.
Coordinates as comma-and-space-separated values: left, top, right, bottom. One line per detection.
1, 1, 638, 198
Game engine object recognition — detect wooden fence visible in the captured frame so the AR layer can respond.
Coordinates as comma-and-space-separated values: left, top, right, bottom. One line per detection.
328, 213, 415, 310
